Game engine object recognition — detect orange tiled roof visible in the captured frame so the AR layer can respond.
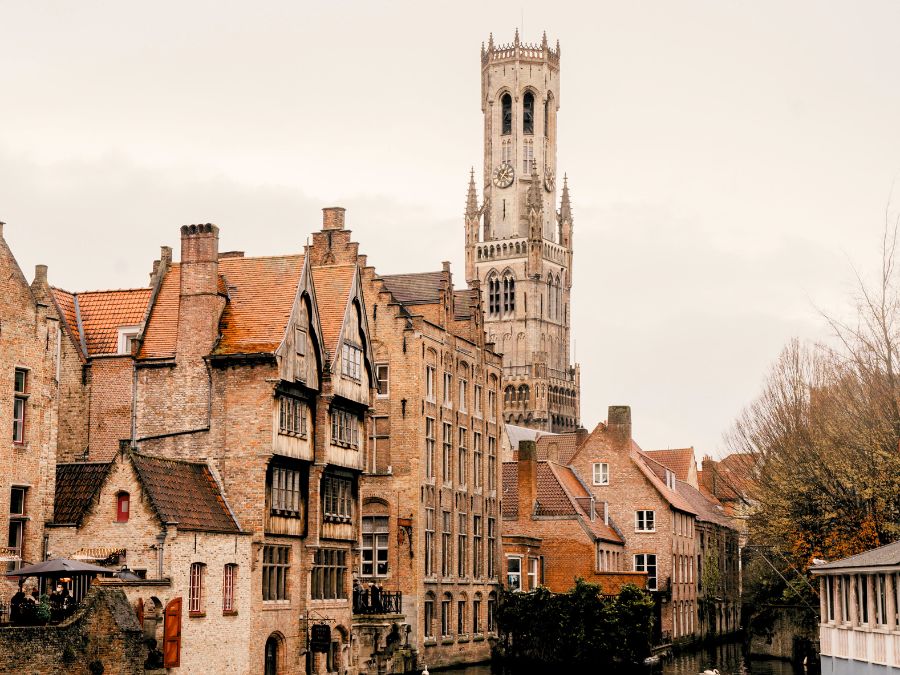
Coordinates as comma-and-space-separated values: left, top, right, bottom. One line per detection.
311, 264, 356, 356
502, 460, 621, 543
216, 255, 303, 355
633, 448, 698, 515
139, 255, 305, 359
536, 433, 582, 464
644, 448, 696, 482
52, 287, 151, 356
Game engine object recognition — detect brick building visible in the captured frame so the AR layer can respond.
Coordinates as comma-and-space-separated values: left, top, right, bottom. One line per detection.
354, 220, 505, 669
500, 440, 644, 595
464, 33, 581, 432
0, 223, 62, 594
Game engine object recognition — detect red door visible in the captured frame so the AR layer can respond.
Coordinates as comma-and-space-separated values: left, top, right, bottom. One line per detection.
163, 597, 182, 668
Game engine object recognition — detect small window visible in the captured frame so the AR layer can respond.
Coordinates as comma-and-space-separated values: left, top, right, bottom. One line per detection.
223, 564, 237, 613
117, 326, 142, 355
527, 557, 539, 590
458, 379, 467, 412
361, 516, 389, 577
13, 368, 27, 444
507, 557, 522, 591
634, 553, 658, 591
474, 385, 483, 416
425, 365, 436, 402
636, 510, 655, 532
592, 463, 609, 486
443, 372, 452, 408
116, 492, 130, 522
10, 487, 26, 517
375, 364, 389, 397
189, 562, 206, 615
295, 326, 307, 356
340, 343, 363, 381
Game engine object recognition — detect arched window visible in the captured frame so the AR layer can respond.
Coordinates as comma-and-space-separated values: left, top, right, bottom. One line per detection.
501, 93, 512, 136
547, 277, 553, 319
488, 276, 500, 316
504, 386, 515, 404
264, 634, 282, 675
544, 98, 549, 137
189, 562, 206, 615
523, 92, 534, 135
424, 592, 435, 638
556, 275, 562, 319
441, 592, 453, 637
518, 385, 530, 405
116, 491, 130, 523
503, 275, 515, 314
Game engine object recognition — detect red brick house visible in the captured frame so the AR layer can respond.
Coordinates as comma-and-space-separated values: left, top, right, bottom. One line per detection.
500, 440, 643, 596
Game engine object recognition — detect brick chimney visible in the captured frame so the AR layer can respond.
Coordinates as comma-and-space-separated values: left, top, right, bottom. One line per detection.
177, 224, 223, 357
518, 440, 538, 519
608, 405, 632, 443
322, 207, 345, 230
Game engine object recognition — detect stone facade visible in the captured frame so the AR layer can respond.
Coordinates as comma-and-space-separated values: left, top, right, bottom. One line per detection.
465, 33, 580, 433
0, 223, 61, 597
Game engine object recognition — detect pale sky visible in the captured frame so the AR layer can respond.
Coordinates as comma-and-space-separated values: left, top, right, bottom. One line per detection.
3, 1, 900, 457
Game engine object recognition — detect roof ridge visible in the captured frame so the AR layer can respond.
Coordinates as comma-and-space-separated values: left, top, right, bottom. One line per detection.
219, 253, 304, 262
59, 287, 152, 296
132, 450, 208, 468
57, 461, 113, 467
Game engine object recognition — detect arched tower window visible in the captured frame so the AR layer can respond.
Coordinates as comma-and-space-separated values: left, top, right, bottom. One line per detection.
501, 94, 512, 136
547, 277, 553, 320
523, 92, 534, 135
544, 98, 549, 137
488, 275, 500, 316
555, 275, 562, 319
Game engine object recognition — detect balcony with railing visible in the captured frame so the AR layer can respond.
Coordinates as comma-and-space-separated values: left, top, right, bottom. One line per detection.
352, 588, 402, 616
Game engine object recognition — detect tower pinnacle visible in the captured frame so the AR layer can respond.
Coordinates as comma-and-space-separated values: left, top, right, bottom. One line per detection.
465, 167, 479, 218
559, 174, 572, 223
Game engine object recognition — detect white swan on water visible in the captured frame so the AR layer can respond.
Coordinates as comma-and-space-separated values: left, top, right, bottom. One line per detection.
702, 670, 720, 675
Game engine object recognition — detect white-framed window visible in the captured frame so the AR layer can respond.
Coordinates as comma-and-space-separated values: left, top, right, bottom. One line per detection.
375, 364, 389, 397
117, 326, 142, 355
527, 557, 539, 590
635, 510, 656, 532
443, 372, 453, 408
459, 379, 468, 412
331, 408, 359, 448
322, 475, 353, 522
507, 556, 522, 591
189, 562, 206, 615
278, 396, 307, 437
341, 342, 363, 380
269, 466, 303, 517
592, 462, 609, 486
634, 553, 658, 591
425, 365, 436, 402
13, 368, 28, 444
361, 516, 389, 577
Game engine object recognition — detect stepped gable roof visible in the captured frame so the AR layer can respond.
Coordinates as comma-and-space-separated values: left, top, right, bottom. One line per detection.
310, 263, 356, 357
674, 480, 732, 528
379, 271, 446, 305
501, 460, 621, 543
53, 462, 113, 525
536, 433, 581, 464
51, 287, 152, 356
644, 448, 696, 482
139, 255, 305, 359
811, 540, 900, 573
453, 288, 479, 320
131, 453, 239, 533
215, 255, 303, 355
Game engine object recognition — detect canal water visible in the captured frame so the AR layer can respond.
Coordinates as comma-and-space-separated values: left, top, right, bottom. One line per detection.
431, 642, 804, 674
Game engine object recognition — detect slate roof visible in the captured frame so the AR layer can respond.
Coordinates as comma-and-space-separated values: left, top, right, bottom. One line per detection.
502, 460, 621, 543
139, 255, 305, 359
380, 271, 446, 305
131, 453, 239, 533
453, 288, 479, 320
54, 462, 113, 525
52, 287, 152, 357
644, 448, 696, 482
674, 480, 733, 528
310, 264, 356, 357
811, 540, 900, 572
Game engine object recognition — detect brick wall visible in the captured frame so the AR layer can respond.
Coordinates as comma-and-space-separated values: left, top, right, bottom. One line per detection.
0, 586, 144, 675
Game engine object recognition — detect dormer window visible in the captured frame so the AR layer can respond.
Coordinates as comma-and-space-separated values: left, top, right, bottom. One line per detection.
665, 469, 675, 490
295, 326, 307, 356
117, 326, 142, 355
341, 343, 362, 381
116, 492, 130, 522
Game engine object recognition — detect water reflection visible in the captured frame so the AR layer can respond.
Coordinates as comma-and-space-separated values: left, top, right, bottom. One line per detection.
432, 643, 804, 675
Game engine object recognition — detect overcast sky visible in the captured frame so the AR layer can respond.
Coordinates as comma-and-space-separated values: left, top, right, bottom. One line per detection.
3, 1, 900, 458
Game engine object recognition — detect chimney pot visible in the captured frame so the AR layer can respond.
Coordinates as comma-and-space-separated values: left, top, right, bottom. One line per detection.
608, 405, 632, 442
322, 207, 346, 230
518, 440, 538, 519
442, 260, 451, 273
34, 264, 48, 285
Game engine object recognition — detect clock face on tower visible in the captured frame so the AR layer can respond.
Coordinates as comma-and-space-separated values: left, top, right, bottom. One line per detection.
492, 162, 515, 189
544, 168, 556, 193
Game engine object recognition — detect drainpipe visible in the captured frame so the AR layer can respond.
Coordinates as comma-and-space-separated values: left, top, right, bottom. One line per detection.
156, 531, 167, 579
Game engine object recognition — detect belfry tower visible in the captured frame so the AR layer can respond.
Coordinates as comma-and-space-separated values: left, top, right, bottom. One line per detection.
465, 31, 581, 432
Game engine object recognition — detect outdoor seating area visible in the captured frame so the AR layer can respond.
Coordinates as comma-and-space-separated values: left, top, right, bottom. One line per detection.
3, 558, 112, 626
353, 581, 402, 615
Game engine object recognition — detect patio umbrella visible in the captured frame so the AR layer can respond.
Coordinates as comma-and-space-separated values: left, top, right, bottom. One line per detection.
5, 558, 111, 578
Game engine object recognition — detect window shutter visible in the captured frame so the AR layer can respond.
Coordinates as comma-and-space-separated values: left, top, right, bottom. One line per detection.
164, 597, 182, 668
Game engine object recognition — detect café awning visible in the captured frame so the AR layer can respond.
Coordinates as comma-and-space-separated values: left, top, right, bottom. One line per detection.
5, 558, 111, 578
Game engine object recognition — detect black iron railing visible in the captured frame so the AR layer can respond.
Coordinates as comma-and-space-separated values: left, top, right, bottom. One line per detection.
353, 590, 402, 615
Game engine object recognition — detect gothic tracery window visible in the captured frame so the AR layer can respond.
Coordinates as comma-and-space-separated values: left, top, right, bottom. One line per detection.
502, 276, 515, 314
501, 94, 512, 136
488, 276, 500, 316
523, 92, 534, 135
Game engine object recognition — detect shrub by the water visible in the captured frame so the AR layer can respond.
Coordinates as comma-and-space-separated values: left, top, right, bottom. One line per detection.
495, 579, 654, 668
